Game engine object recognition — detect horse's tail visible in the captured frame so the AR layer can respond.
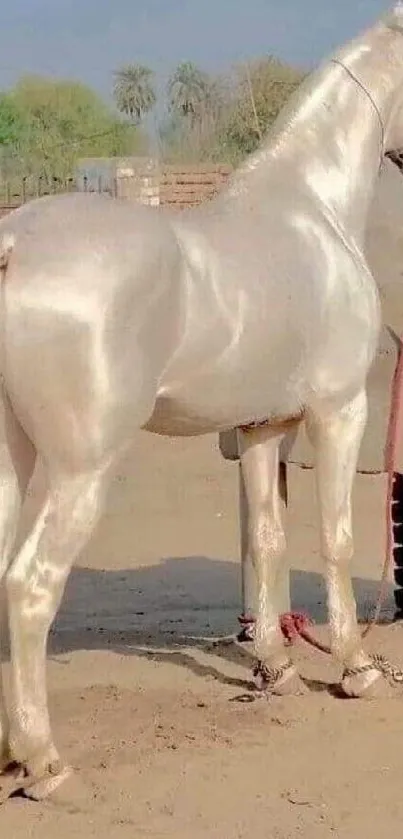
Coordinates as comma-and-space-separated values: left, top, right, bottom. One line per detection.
0, 232, 15, 276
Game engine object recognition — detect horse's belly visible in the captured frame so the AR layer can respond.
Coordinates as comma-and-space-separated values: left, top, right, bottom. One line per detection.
145, 361, 304, 436
146, 307, 378, 437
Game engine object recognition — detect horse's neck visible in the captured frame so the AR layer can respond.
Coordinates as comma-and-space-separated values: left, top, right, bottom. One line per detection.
224, 27, 403, 246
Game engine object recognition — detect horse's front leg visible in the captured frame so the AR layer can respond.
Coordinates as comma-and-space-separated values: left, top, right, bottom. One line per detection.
307, 389, 390, 697
239, 460, 290, 639
238, 425, 305, 695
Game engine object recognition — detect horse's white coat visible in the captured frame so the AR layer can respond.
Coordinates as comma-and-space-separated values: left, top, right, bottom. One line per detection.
1, 5, 403, 795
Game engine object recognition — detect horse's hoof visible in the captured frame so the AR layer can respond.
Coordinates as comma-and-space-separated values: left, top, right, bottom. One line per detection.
22, 763, 73, 802
0, 763, 25, 804
274, 670, 309, 696
341, 669, 394, 699
255, 661, 308, 696
0, 749, 11, 774
237, 626, 255, 644
273, 669, 309, 696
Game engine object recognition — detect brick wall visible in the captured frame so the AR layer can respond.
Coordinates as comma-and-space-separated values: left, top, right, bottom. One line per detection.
0, 204, 20, 220
0, 164, 233, 218
159, 164, 232, 209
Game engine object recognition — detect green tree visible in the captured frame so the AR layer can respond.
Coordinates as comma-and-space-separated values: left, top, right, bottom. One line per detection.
167, 61, 212, 121
161, 64, 228, 161
160, 58, 304, 165
113, 64, 156, 122
0, 93, 26, 147
0, 93, 27, 178
4, 75, 142, 183
219, 57, 305, 163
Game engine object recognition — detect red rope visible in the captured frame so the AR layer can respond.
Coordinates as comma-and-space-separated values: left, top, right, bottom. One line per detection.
238, 610, 331, 653
279, 611, 330, 654
238, 338, 403, 656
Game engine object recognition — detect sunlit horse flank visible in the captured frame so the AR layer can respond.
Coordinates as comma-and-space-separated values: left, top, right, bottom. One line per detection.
1, 5, 403, 801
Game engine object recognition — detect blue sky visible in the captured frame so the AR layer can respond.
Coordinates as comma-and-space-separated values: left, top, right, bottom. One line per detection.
1, 0, 392, 99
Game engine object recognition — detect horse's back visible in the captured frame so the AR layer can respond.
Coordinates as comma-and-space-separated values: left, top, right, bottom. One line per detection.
0, 192, 178, 285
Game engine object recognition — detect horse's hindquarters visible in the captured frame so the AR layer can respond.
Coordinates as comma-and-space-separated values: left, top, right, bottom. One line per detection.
0, 196, 184, 467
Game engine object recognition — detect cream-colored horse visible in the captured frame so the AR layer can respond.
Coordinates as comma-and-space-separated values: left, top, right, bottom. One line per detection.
220, 156, 403, 630
1, 5, 403, 801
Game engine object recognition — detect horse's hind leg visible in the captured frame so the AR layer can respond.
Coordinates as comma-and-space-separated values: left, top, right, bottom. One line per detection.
307, 389, 388, 697
238, 424, 305, 695
4, 457, 113, 800
0, 391, 36, 780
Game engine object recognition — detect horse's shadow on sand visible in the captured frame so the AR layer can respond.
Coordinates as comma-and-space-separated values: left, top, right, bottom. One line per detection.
45, 556, 397, 697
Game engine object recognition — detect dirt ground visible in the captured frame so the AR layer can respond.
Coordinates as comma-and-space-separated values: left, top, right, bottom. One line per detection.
2, 431, 403, 838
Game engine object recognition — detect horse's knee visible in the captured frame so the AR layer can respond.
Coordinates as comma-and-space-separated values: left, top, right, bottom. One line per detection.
321, 532, 354, 566
248, 506, 286, 568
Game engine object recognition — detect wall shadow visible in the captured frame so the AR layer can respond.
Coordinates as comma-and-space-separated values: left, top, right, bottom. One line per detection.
41, 556, 395, 689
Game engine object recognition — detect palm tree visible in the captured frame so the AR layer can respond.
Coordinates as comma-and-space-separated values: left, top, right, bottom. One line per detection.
113, 64, 156, 123
167, 62, 211, 120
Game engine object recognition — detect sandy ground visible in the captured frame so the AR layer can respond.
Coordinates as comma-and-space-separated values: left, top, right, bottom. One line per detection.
1, 431, 403, 838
